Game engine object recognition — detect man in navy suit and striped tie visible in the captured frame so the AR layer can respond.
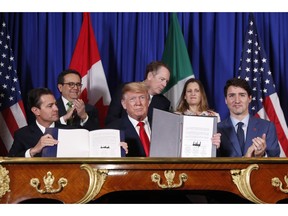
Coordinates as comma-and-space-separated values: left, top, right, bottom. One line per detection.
56, 69, 100, 131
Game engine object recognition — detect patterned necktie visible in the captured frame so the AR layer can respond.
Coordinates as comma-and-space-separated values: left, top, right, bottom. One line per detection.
66, 101, 74, 125
237, 122, 245, 154
137, 121, 150, 156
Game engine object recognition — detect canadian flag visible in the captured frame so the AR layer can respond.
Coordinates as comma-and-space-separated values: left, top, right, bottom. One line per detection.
69, 12, 111, 128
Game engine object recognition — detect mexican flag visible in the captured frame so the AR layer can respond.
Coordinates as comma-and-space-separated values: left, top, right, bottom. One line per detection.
162, 13, 194, 112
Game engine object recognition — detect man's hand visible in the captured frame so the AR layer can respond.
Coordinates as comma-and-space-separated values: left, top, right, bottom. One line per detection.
63, 107, 76, 122
29, 134, 58, 157
74, 99, 88, 120
252, 133, 266, 157
244, 134, 266, 157
211, 133, 221, 149
120, 142, 128, 154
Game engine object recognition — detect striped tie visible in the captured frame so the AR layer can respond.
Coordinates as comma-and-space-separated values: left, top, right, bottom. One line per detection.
66, 101, 74, 125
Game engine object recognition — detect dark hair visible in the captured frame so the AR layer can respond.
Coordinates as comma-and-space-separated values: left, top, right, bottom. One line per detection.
57, 69, 82, 84
27, 88, 54, 109
176, 78, 209, 113
224, 78, 252, 97
144, 61, 170, 79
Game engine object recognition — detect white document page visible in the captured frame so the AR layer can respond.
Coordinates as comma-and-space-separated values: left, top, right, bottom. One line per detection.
57, 129, 90, 157
181, 116, 216, 157
89, 129, 121, 157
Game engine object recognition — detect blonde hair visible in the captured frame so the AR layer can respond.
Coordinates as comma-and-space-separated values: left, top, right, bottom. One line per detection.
122, 82, 149, 99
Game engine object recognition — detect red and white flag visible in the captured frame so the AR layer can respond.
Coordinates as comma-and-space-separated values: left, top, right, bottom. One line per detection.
0, 20, 27, 156
238, 14, 288, 156
69, 13, 111, 128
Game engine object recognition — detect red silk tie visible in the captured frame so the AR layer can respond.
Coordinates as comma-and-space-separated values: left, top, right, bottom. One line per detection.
137, 121, 150, 156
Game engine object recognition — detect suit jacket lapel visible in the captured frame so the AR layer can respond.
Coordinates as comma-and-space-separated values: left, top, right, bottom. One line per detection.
30, 124, 44, 136
148, 96, 155, 126
224, 118, 243, 155
57, 98, 67, 117
245, 116, 258, 150
122, 115, 146, 156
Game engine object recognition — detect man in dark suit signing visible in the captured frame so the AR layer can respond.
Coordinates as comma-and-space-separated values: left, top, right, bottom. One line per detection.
8, 88, 66, 157
8, 87, 128, 157
105, 61, 171, 127
217, 78, 280, 157
56, 69, 100, 131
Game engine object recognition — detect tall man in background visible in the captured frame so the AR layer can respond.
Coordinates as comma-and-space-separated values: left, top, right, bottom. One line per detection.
105, 61, 171, 127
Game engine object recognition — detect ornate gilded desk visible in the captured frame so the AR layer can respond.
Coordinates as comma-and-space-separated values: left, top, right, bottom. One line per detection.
0, 157, 288, 204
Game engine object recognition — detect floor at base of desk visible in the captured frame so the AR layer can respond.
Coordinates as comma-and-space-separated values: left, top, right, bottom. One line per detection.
91, 190, 252, 204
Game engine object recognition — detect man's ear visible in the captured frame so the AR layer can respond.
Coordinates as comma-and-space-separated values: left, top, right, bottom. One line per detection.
31, 106, 40, 116
57, 84, 63, 93
147, 71, 153, 80
121, 99, 127, 110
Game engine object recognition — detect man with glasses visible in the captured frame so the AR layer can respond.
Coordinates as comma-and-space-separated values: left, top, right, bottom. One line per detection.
56, 69, 100, 131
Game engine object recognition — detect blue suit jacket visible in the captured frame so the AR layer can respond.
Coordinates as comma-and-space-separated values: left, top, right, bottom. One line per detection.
105, 114, 146, 157
217, 115, 280, 157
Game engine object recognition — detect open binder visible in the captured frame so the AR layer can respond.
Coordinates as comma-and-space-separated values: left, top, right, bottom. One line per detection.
42, 128, 124, 157
150, 109, 217, 157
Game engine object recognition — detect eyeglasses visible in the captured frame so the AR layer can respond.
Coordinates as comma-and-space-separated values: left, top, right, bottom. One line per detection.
62, 82, 82, 88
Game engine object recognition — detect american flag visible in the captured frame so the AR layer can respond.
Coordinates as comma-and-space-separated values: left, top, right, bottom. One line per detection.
238, 13, 288, 157
0, 19, 27, 156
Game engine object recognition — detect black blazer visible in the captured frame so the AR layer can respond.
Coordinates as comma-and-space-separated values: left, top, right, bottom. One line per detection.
105, 115, 146, 157
105, 83, 171, 127
8, 122, 70, 157
56, 97, 100, 131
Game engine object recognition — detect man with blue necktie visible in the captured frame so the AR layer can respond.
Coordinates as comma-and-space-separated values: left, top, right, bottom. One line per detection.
217, 78, 280, 157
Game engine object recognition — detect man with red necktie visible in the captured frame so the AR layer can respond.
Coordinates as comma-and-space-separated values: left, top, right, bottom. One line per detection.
106, 82, 151, 157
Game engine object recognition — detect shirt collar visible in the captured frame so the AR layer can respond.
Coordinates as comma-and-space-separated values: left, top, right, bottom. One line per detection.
36, 120, 55, 134
230, 114, 250, 128
128, 115, 149, 128
62, 96, 71, 105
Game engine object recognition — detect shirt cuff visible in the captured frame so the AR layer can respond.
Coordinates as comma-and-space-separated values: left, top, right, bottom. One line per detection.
60, 116, 67, 125
80, 115, 89, 126
25, 149, 32, 158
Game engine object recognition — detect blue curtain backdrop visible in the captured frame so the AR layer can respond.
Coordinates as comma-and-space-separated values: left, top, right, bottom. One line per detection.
3, 12, 288, 125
